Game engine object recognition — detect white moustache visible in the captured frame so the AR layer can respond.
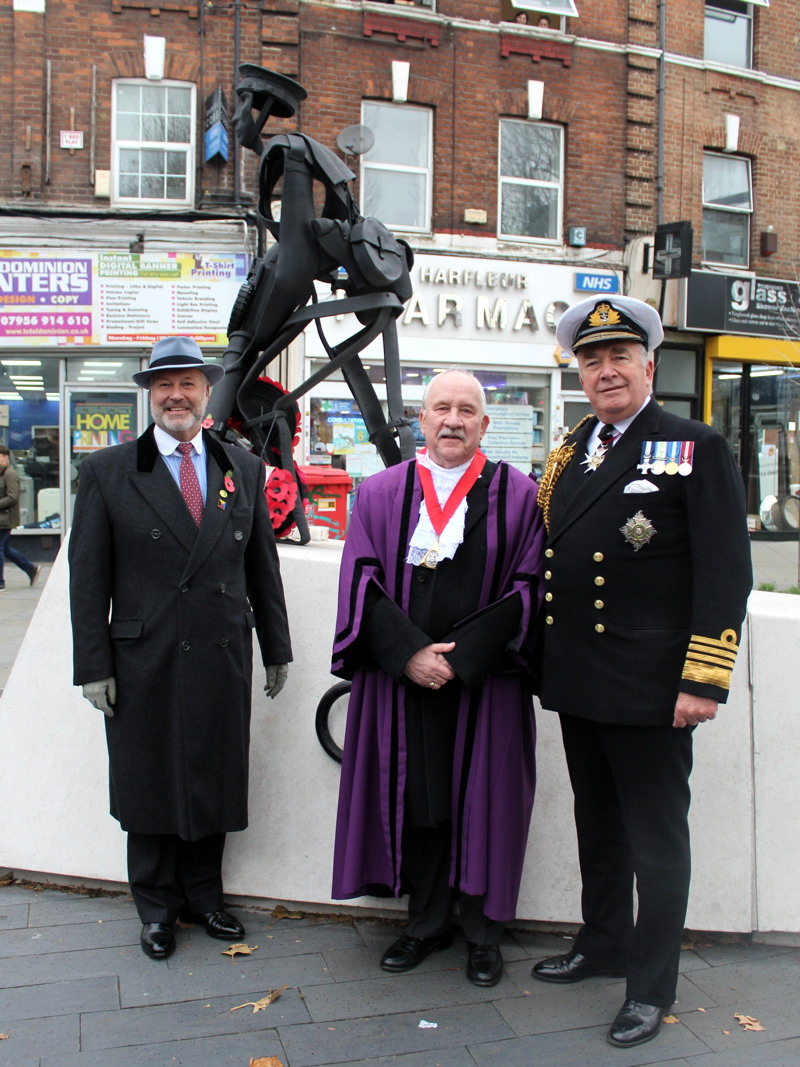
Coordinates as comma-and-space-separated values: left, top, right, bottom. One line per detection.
437, 429, 466, 442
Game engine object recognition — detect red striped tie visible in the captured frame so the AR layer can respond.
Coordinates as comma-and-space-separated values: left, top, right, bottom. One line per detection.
177, 442, 203, 526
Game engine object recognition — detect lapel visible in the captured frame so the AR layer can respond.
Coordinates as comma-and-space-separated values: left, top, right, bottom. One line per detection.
128, 427, 242, 579
181, 433, 236, 583
463, 458, 494, 536
550, 400, 664, 542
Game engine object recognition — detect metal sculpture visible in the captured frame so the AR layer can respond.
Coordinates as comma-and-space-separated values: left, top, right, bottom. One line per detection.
205, 65, 417, 540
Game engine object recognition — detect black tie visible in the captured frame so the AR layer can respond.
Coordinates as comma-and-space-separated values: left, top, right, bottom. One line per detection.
598, 423, 617, 444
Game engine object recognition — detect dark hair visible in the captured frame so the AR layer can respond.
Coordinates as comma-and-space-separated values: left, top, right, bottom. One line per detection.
0, 445, 10, 457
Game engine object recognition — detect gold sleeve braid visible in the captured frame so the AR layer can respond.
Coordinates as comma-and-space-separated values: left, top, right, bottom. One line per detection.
536, 415, 593, 532
681, 629, 740, 690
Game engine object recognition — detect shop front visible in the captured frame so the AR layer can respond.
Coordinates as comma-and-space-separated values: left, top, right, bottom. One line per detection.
0, 247, 247, 555
681, 270, 800, 537
301, 252, 622, 513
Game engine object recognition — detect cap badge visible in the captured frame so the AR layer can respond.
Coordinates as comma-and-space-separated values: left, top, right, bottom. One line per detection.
588, 303, 621, 328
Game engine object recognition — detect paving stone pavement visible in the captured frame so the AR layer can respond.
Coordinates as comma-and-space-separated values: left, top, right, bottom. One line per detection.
1, 882, 799, 1066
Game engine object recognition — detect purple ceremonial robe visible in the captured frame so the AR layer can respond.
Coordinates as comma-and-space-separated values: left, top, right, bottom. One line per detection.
331, 458, 545, 922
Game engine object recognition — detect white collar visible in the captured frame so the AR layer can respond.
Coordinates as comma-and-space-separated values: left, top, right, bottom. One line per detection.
588, 396, 652, 449
154, 424, 205, 457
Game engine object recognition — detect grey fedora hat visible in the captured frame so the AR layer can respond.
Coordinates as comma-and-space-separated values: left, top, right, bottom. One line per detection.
132, 336, 225, 387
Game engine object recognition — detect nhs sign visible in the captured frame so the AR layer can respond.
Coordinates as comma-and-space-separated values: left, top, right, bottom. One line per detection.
574, 273, 620, 294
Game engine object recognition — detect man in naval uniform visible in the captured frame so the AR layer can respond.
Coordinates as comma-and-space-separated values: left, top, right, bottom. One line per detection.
533, 296, 752, 1048
69, 336, 292, 961
331, 369, 545, 987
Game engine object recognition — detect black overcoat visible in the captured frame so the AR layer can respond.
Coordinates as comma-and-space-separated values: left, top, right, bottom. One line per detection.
69, 426, 292, 840
539, 399, 752, 725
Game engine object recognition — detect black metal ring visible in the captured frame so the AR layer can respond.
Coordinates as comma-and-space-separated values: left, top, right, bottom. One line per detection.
315, 681, 351, 763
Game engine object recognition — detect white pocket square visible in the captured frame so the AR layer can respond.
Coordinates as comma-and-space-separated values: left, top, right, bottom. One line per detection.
623, 479, 659, 494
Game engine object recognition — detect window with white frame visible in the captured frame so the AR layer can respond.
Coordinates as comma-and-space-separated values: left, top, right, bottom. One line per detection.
112, 81, 195, 207
704, 0, 769, 69
499, 119, 563, 243
702, 153, 753, 266
360, 102, 432, 233
507, 1, 579, 28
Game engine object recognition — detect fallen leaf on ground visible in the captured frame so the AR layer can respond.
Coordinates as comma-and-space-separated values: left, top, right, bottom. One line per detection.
221, 942, 258, 959
697, 1007, 706, 1012
271, 905, 303, 921
250, 1058, 283, 1067
232, 987, 288, 1013
734, 1013, 765, 1032
663, 1015, 679, 1024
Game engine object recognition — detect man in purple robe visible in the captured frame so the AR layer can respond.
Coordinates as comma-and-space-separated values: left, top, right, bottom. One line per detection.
331, 369, 545, 987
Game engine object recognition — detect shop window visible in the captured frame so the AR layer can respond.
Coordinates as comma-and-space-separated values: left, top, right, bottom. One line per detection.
704, 1, 768, 69
711, 360, 800, 536
655, 346, 700, 420
306, 363, 550, 482
361, 102, 432, 233
0, 356, 61, 530
499, 119, 563, 244
702, 153, 752, 267
112, 80, 195, 207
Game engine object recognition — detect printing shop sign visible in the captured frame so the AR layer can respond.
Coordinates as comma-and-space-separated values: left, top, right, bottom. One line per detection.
681, 270, 800, 339
0, 251, 248, 346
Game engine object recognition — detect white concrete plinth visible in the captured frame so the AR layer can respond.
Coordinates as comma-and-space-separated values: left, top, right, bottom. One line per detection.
0, 547, 797, 935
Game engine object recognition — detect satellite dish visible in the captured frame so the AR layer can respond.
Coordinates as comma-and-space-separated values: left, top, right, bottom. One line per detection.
336, 124, 375, 157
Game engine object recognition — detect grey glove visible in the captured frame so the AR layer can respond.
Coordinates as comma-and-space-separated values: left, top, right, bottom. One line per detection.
82, 677, 116, 718
264, 664, 288, 700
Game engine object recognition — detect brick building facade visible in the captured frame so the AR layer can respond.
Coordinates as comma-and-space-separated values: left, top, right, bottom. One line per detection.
1, 0, 799, 541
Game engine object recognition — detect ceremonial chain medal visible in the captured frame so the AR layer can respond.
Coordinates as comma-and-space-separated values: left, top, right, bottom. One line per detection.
416, 451, 486, 569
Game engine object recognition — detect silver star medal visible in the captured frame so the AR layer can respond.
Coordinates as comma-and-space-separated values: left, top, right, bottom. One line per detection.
581, 443, 608, 473
620, 510, 656, 551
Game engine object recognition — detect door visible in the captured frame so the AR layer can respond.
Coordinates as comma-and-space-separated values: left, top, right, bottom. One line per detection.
63, 385, 145, 532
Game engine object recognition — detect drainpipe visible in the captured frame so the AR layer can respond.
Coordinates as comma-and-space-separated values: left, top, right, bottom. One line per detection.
656, 0, 665, 226
233, 0, 241, 206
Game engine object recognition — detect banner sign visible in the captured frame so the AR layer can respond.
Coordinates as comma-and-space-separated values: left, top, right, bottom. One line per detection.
0, 251, 248, 347
682, 270, 800, 338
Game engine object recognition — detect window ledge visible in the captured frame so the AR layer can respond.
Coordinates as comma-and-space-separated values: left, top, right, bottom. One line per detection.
363, 10, 440, 46
500, 32, 572, 66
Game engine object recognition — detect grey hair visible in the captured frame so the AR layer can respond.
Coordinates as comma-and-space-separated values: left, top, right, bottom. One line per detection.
421, 367, 487, 416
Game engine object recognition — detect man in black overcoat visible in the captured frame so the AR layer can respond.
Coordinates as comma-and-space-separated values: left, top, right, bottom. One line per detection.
533, 296, 752, 1048
69, 336, 292, 961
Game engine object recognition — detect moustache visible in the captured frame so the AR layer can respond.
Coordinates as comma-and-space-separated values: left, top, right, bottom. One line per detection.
437, 428, 467, 442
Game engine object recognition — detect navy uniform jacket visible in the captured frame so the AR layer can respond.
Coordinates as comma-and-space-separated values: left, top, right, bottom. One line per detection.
537, 399, 752, 725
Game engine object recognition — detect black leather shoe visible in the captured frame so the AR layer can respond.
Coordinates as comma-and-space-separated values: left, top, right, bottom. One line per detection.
466, 942, 503, 987
140, 922, 175, 960
532, 950, 625, 984
179, 909, 245, 940
607, 999, 666, 1048
380, 930, 453, 973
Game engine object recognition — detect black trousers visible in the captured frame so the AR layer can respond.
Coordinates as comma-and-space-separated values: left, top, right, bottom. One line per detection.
559, 713, 694, 1007
401, 823, 505, 946
127, 831, 226, 923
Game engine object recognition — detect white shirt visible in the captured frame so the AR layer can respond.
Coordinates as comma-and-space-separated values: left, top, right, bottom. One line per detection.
585, 395, 652, 455
154, 424, 208, 503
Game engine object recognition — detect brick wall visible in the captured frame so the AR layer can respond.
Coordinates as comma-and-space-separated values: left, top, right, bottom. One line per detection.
2, 0, 798, 281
